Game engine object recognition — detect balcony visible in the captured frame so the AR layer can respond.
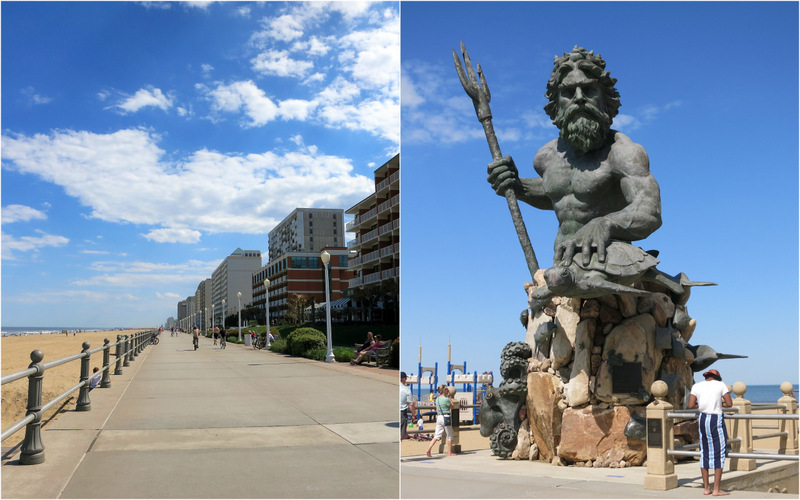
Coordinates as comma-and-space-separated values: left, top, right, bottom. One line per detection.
381, 268, 397, 280
363, 271, 381, 285
360, 227, 379, 245
361, 248, 380, 265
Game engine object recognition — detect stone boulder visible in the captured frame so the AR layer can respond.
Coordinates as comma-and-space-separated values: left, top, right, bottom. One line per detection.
557, 405, 647, 465
551, 297, 581, 370
526, 372, 563, 462
595, 313, 662, 405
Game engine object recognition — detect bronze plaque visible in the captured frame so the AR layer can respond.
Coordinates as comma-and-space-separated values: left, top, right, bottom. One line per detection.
647, 418, 662, 448
611, 362, 642, 393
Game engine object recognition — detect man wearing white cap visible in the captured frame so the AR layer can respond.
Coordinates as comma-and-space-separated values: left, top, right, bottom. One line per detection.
688, 368, 733, 496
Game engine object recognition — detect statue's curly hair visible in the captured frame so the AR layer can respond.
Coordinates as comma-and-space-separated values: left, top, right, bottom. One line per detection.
544, 46, 621, 122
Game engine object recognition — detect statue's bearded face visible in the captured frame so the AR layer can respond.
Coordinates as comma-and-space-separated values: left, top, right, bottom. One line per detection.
554, 69, 612, 153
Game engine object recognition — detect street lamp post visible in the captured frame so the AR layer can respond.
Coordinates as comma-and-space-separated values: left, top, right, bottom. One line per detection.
221, 299, 226, 330
320, 250, 335, 363
264, 279, 271, 349
204, 307, 208, 334
237, 292, 242, 342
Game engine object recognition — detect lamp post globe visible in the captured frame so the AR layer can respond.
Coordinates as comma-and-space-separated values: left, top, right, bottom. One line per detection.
221, 299, 226, 330
320, 251, 335, 363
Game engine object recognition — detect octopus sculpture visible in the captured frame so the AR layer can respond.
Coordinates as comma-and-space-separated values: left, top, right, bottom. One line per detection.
479, 341, 530, 458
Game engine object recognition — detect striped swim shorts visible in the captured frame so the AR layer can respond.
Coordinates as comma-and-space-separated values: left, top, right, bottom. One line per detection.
698, 413, 728, 470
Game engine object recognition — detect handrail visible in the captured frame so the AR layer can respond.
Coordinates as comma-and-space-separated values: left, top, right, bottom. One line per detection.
0, 330, 156, 464
645, 380, 799, 492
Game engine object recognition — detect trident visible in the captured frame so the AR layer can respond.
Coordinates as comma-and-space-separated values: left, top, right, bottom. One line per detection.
453, 42, 539, 279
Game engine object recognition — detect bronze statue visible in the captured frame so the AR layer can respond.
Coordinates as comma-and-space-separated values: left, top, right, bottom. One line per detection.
485, 46, 662, 268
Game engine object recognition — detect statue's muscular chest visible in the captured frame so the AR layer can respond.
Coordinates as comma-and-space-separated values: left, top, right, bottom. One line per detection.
540, 154, 617, 203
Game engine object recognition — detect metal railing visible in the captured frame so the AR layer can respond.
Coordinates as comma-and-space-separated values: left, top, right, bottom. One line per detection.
1, 330, 155, 465
644, 381, 799, 491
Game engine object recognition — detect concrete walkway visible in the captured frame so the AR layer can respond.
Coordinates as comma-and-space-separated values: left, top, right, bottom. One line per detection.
401, 449, 797, 498
2, 333, 399, 498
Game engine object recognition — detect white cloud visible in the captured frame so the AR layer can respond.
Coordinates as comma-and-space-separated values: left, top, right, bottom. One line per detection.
142, 227, 202, 244
251, 49, 313, 78
21, 87, 52, 105
2, 230, 69, 260
73, 258, 219, 287
401, 73, 424, 109
1, 128, 374, 237
203, 80, 316, 126
116, 87, 173, 113
201, 63, 214, 74
2, 204, 47, 224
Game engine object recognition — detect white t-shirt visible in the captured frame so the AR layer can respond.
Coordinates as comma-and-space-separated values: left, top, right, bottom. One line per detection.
690, 379, 729, 414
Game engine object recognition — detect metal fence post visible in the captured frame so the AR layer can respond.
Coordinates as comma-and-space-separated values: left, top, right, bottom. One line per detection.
778, 381, 798, 454
124, 335, 131, 367
20, 350, 45, 465
644, 380, 678, 491
114, 335, 124, 375
132, 333, 138, 359
101, 338, 112, 388
730, 382, 755, 471
76, 342, 92, 411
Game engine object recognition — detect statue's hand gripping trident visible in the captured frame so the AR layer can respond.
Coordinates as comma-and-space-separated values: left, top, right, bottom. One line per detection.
453, 42, 539, 279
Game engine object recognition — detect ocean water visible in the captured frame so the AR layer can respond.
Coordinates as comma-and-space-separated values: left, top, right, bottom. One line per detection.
734, 384, 799, 404
1, 326, 118, 336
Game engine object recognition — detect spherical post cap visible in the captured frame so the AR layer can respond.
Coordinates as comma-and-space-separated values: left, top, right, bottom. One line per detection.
780, 382, 794, 396
82, 342, 91, 351
651, 380, 668, 399
30, 350, 44, 363
732, 381, 747, 398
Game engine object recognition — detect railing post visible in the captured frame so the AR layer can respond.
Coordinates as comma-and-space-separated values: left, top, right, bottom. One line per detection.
778, 381, 798, 454
730, 382, 755, 470
123, 335, 131, 367
76, 342, 92, 411
114, 335, 124, 375
132, 333, 139, 359
644, 380, 678, 491
101, 338, 112, 388
20, 350, 45, 465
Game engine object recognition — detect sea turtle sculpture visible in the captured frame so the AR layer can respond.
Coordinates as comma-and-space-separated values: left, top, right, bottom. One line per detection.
529, 241, 715, 307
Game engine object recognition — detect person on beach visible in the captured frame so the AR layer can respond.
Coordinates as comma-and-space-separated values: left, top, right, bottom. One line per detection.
400, 372, 416, 440
426, 384, 456, 457
89, 367, 102, 389
212, 326, 218, 345
688, 368, 733, 496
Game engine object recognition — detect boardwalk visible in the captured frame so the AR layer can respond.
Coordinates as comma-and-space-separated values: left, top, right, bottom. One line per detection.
2, 333, 399, 498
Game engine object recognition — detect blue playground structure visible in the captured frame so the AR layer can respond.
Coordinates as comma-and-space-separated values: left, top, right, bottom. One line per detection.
406, 360, 493, 424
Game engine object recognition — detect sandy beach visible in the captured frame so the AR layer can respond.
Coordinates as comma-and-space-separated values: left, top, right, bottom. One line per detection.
1, 329, 150, 446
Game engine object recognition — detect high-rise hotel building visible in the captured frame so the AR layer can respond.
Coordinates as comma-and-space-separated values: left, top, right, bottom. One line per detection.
345, 154, 399, 320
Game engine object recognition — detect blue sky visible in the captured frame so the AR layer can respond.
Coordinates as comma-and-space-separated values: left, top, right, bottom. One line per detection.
1, 1, 399, 328
401, 2, 798, 386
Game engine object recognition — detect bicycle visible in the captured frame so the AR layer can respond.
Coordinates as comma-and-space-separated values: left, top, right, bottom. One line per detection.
253, 336, 266, 350
151, 335, 160, 345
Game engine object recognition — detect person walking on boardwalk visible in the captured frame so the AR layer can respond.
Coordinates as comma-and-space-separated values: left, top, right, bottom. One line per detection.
426, 384, 456, 457
218, 325, 227, 349
688, 368, 733, 496
400, 372, 416, 440
192, 326, 200, 350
